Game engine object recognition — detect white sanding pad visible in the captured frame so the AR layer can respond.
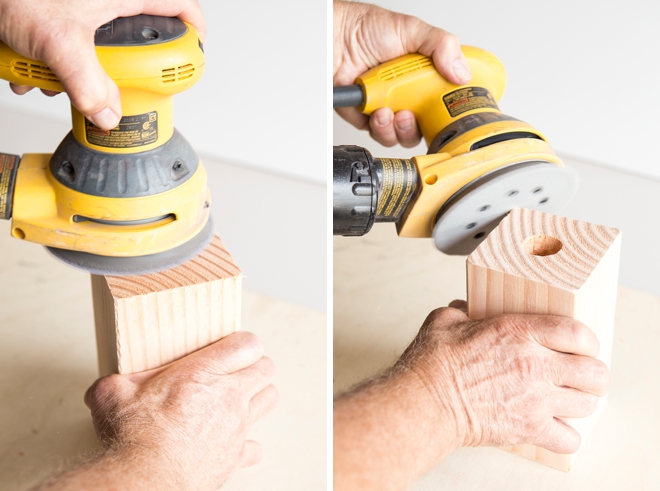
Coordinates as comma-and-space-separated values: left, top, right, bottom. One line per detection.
433, 162, 579, 255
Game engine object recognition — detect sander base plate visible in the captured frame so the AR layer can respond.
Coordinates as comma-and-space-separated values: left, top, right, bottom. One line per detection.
433, 162, 579, 255
46, 215, 215, 276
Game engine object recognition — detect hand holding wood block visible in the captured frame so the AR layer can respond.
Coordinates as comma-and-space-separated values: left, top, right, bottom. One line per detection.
467, 208, 621, 471
91, 235, 242, 376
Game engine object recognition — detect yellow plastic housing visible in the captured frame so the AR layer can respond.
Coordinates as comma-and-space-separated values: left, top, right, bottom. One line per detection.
357, 46, 506, 146
10, 154, 210, 257
0, 22, 205, 153
356, 46, 566, 238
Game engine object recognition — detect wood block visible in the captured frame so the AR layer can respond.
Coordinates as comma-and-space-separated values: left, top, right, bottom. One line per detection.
466, 208, 621, 471
91, 235, 242, 376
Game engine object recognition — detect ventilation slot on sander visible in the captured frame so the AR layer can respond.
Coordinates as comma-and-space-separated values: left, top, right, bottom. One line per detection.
11, 61, 59, 83
161, 64, 195, 84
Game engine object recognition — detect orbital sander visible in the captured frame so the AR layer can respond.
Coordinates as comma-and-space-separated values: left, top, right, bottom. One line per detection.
0, 15, 211, 275
333, 46, 578, 255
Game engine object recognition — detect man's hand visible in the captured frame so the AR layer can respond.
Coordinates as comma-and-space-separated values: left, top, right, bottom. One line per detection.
333, 1, 471, 148
334, 305, 609, 491
0, 0, 206, 130
35, 332, 278, 491
403, 303, 609, 452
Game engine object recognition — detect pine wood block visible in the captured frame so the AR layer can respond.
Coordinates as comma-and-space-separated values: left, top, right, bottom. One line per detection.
466, 208, 621, 471
91, 235, 242, 376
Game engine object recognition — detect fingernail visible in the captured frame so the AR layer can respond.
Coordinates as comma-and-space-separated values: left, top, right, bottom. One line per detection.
396, 118, 413, 132
89, 108, 120, 130
452, 57, 472, 83
376, 113, 391, 126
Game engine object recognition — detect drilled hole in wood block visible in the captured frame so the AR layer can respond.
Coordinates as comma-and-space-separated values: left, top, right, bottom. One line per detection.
523, 234, 562, 256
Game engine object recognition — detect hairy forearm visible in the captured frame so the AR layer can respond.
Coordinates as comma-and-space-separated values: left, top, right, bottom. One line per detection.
334, 368, 459, 491
30, 448, 185, 491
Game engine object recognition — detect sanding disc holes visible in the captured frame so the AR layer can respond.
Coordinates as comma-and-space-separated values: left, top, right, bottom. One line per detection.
524, 234, 562, 256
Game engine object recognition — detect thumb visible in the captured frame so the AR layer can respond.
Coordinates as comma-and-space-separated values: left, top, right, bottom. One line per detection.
403, 20, 472, 86
42, 25, 122, 130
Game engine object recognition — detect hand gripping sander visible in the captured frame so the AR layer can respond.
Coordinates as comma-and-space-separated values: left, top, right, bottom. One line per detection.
333, 46, 578, 255
0, 15, 211, 275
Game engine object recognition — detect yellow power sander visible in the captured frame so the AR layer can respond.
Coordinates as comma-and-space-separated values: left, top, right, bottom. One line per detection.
0, 15, 211, 275
333, 46, 578, 255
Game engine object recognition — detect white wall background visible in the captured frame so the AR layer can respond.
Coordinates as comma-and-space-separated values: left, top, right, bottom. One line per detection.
334, 0, 660, 180
0, 0, 327, 183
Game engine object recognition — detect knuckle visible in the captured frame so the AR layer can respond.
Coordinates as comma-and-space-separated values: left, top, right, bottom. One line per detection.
439, 30, 460, 49
92, 374, 122, 399
591, 360, 610, 393
569, 320, 598, 354
427, 306, 462, 324
583, 393, 599, 415
258, 356, 276, 376
513, 353, 545, 380
234, 331, 263, 352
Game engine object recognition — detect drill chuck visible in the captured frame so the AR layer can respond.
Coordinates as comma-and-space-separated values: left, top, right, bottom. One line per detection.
333, 145, 418, 236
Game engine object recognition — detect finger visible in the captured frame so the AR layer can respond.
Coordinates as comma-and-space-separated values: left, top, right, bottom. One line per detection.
40, 25, 121, 130
369, 108, 398, 147
554, 353, 610, 396
9, 83, 33, 95
197, 331, 265, 374
551, 386, 599, 419
334, 106, 370, 131
249, 384, 279, 423
238, 440, 262, 468
40, 89, 61, 97
448, 299, 467, 313
393, 110, 421, 148
142, 0, 207, 42
534, 418, 581, 454
401, 18, 471, 85
524, 316, 600, 357
236, 356, 277, 397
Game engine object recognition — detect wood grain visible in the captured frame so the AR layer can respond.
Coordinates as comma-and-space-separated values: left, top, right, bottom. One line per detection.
467, 208, 621, 471
91, 235, 242, 375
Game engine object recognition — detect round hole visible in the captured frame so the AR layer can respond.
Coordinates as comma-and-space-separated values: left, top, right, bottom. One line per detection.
532, 187, 543, 194
142, 28, 159, 40
425, 174, 438, 185
466, 222, 477, 230
474, 232, 486, 239
524, 234, 562, 256
507, 190, 519, 197
479, 205, 491, 212
539, 197, 549, 204
12, 228, 25, 240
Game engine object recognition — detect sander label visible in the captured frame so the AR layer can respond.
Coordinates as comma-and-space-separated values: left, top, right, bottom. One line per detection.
443, 87, 499, 118
0, 153, 19, 219
377, 158, 415, 220
86, 111, 158, 148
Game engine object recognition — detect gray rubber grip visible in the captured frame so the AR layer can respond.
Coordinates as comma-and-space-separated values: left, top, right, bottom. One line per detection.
333, 85, 364, 108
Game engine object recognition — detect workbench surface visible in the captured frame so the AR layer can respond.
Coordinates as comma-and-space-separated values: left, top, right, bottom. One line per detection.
0, 221, 326, 490
334, 225, 660, 490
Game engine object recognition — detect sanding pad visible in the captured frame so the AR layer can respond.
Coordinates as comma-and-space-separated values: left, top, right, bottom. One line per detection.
433, 162, 578, 255
46, 215, 215, 276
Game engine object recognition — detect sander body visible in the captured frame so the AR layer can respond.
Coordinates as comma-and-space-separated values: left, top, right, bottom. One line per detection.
333, 47, 578, 255
0, 15, 212, 275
